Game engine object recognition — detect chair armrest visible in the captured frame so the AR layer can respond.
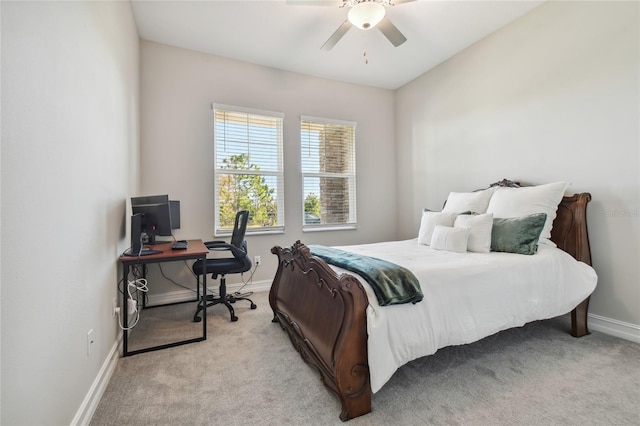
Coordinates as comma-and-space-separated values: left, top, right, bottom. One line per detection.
204, 240, 231, 251
205, 241, 248, 259
204, 240, 226, 247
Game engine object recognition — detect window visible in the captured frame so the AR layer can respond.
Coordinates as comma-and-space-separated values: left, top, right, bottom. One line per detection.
213, 104, 284, 235
301, 116, 357, 230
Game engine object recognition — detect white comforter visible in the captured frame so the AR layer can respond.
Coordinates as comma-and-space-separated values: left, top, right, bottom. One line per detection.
331, 239, 597, 393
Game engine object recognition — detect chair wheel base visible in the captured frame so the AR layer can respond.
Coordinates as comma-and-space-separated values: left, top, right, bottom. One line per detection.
192, 292, 256, 322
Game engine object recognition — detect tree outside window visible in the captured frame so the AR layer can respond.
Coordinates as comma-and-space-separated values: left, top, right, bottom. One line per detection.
217, 154, 278, 228
214, 106, 284, 235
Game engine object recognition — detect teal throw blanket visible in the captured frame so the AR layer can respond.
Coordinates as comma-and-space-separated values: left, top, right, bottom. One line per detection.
308, 245, 423, 306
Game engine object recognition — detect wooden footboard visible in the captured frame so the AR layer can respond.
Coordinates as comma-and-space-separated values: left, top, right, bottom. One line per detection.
270, 191, 593, 421
269, 242, 371, 421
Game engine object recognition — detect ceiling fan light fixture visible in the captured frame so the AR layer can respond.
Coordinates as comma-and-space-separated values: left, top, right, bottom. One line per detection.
348, 1, 385, 30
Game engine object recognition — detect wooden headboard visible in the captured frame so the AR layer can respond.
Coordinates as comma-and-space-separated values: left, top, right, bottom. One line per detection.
551, 193, 592, 265
490, 179, 592, 265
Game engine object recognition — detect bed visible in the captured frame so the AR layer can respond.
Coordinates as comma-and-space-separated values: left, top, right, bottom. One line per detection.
269, 181, 596, 421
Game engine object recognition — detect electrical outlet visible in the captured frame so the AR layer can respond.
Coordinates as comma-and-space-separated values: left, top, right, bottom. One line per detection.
254, 255, 261, 266
87, 329, 94, 357
112, 297, 118, 317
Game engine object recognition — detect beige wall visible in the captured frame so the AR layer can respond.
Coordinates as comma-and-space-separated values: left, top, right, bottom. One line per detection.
139, 41, 397, 294
395, 1, 639, 329
1, 1, 139, 424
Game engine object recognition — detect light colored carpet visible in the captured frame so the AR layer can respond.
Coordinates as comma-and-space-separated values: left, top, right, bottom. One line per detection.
91, 290, 640, 425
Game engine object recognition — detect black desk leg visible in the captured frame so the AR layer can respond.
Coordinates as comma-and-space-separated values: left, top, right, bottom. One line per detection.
120, 253, 208, 357
201, 254, 207, 340
122, 263, 129, 355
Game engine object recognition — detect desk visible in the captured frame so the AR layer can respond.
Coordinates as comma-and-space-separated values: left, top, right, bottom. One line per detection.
119, 239, 208, 357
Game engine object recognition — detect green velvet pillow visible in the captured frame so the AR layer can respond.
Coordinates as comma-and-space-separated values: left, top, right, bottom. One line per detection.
490, 213, 547, 255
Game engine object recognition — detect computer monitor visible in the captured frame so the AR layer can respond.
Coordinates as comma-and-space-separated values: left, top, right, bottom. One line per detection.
132, 201, 173, 244
169, 200, 180, 229
123, 213, 163, 257
130, 195, 180, 244
130, 212, 143, 254
132, 196, 180, 228
131, 194, 169, 206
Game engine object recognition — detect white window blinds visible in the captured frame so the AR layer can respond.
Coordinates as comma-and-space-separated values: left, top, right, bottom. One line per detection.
213, 104, 285, 235
301, 116, 357, 229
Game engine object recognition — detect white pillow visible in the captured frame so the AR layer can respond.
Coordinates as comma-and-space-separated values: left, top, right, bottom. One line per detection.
418, 211, 457, 245
442, 187, 495, 214
430, 226, 470, 253
454, 213, 494, 253
486, 182, 569, 245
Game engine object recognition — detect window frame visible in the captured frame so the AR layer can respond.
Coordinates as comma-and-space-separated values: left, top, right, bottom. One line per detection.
300, 115, 357, 232
213, 103, 285, 236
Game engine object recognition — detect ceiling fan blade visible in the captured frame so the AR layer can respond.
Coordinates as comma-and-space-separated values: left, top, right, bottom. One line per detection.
377, 16, 407, 47
321, 20, 352, 51
391, 0, 417, 4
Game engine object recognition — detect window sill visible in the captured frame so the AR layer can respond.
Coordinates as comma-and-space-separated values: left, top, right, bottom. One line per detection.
216, 227, 285, 237
303, 225, 357, 233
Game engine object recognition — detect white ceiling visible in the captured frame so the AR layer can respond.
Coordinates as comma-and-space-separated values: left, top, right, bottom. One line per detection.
131, 0, 544, 90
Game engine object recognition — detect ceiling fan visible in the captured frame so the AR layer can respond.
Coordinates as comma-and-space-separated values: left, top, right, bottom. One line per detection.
290, 0, 416, 50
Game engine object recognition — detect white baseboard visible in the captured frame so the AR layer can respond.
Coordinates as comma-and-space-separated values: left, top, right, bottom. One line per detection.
71, 335, 121, 426
147, 279, 272, 306
588, 313, 640, 344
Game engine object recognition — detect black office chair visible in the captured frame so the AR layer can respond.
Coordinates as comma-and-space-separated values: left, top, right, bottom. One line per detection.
192, 210, 256, 322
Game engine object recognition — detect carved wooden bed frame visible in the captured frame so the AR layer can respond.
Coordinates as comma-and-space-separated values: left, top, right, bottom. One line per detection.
269, 187, 592, 421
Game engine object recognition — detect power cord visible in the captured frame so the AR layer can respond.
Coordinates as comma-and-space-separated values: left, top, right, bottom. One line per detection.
117, 278, 149, 330
231, 261, 259, 297
157, 256, 260, 296
158, 262, 197, 292
116, 253, 261, 320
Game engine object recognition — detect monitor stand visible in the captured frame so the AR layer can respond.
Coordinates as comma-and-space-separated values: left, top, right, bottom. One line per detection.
142, 232, 158, 245
123, 247, 162, 257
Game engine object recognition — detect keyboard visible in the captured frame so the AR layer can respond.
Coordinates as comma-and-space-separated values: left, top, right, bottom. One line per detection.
172, 240, 188, 250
